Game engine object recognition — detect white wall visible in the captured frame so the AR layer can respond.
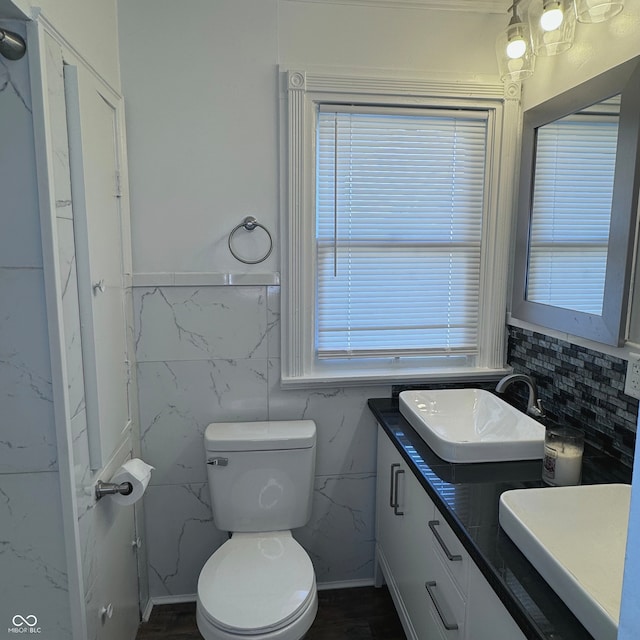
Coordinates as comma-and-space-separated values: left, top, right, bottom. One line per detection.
120, 0, 503, 275
278, 1, 501, 73
119, 0, 280, 274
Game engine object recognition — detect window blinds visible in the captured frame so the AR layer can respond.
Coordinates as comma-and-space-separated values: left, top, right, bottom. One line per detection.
315, 108, 488, 358
527, 114, 619, 315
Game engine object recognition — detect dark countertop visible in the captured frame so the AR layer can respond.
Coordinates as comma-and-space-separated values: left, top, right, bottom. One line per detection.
368, 397, 633, 640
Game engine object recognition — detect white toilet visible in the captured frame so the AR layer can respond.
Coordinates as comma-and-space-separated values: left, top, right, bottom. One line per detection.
196, 420, 318, 640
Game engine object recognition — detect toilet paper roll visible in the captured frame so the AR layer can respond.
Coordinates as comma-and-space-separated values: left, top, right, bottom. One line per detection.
109, 458, 154, 506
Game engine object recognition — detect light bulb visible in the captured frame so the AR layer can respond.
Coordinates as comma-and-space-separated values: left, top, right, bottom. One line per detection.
541, 2, 564, 30
506, 22, 527, 59
506, 37, 527, 59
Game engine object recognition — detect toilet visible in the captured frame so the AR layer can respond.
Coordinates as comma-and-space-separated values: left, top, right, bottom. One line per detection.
196, 420, 318, 640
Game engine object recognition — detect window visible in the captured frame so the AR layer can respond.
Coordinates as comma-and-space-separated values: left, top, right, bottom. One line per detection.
282, 70, 515, 385
316, 108, 487, 358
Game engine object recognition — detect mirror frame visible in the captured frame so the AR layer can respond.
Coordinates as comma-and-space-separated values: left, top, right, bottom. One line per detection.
512, 56, 640, 346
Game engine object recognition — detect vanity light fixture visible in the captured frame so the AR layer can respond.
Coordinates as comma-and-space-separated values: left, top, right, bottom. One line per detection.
496, 0, 626, 80
574, 0, 624, 23
496, 0, 535, 81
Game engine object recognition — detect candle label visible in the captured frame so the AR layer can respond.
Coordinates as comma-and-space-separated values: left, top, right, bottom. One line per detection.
542, 446, 557, 481
542, 443, 582, 486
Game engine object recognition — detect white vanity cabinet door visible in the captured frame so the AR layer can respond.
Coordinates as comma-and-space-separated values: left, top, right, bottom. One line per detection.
465, 561, 527, 640
376, 426, 443, 640
376, 428, 465, 640
376, 424, 411, 596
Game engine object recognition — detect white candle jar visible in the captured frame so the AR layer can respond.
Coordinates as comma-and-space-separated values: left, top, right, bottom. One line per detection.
542, 426, 585, 486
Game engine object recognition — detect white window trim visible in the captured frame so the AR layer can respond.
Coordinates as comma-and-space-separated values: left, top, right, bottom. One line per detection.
280, 69, 521, 387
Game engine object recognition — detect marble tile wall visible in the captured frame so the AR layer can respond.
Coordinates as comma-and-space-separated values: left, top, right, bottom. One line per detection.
0, 41, 57, 475
134, 284, 389, 597
0, 473, 72, 638
0, 25, 72, 635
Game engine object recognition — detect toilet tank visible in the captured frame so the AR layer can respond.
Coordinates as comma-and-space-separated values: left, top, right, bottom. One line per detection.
204, 420, 316, 533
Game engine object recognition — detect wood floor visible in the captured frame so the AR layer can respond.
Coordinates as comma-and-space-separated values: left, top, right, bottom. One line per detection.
135, 586, 406, 640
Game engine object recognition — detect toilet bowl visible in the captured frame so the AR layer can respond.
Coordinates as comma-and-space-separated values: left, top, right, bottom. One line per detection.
197, 421, 318, 640
197, 532, 317, 640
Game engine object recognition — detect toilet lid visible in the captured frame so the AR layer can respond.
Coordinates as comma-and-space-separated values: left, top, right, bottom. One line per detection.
198, 531, 315, 635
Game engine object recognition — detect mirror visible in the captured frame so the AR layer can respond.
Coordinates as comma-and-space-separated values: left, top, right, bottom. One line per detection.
526, 95, 620, 315
512, 56, 640, 346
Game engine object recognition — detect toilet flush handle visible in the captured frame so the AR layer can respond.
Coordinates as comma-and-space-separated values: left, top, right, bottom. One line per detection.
207, 457, 228, 467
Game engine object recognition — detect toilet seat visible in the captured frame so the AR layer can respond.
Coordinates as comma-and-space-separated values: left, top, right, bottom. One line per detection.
197, 531, 316, 637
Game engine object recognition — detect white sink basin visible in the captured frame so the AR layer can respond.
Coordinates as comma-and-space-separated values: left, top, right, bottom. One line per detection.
500, 484, 631, 640
398, 388, 545, 463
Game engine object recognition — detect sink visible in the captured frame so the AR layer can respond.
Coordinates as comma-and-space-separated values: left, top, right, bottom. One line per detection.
398, 388, 545, 463
499, 484, 631, 640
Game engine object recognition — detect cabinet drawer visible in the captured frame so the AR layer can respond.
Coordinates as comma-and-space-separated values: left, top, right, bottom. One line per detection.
422, 548, 465, 639
428, 513, 469, 597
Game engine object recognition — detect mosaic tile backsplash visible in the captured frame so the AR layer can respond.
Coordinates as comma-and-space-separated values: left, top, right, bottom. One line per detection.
507, 325, 638, 467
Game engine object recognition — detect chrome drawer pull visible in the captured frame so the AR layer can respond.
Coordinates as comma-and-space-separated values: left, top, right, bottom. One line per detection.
393, 468, 405, 516
428, 520, 462, 562
425, 581, 459, 631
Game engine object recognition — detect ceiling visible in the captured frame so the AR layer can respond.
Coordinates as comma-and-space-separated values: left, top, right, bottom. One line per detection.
0, 0, 508, 20
285, 0, 506, 14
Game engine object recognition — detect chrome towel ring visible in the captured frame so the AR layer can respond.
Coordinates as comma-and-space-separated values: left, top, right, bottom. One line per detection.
228, 216, 273, 264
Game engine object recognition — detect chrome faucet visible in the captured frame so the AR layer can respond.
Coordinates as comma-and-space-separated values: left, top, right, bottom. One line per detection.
495, 374, 545, 419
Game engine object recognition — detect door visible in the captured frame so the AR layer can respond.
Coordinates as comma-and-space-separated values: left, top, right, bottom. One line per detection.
64, 63, 130, 470
63, 62, 138, 640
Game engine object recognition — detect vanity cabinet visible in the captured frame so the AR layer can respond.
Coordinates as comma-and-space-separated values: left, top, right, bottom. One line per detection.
375, 425, 526, 640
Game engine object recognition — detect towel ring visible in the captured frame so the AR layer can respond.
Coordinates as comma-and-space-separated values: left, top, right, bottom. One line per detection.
228, 216, 273, 264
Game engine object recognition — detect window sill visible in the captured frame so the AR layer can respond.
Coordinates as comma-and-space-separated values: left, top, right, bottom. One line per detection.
279, 364, 512, 389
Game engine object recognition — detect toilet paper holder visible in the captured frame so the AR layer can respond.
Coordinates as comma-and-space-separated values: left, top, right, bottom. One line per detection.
95, 480, 133, 501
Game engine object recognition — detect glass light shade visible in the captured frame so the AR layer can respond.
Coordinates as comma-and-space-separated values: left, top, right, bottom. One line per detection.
574, 0, 624, 23
528, 0, 576, 56
496, 20, 535, 81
